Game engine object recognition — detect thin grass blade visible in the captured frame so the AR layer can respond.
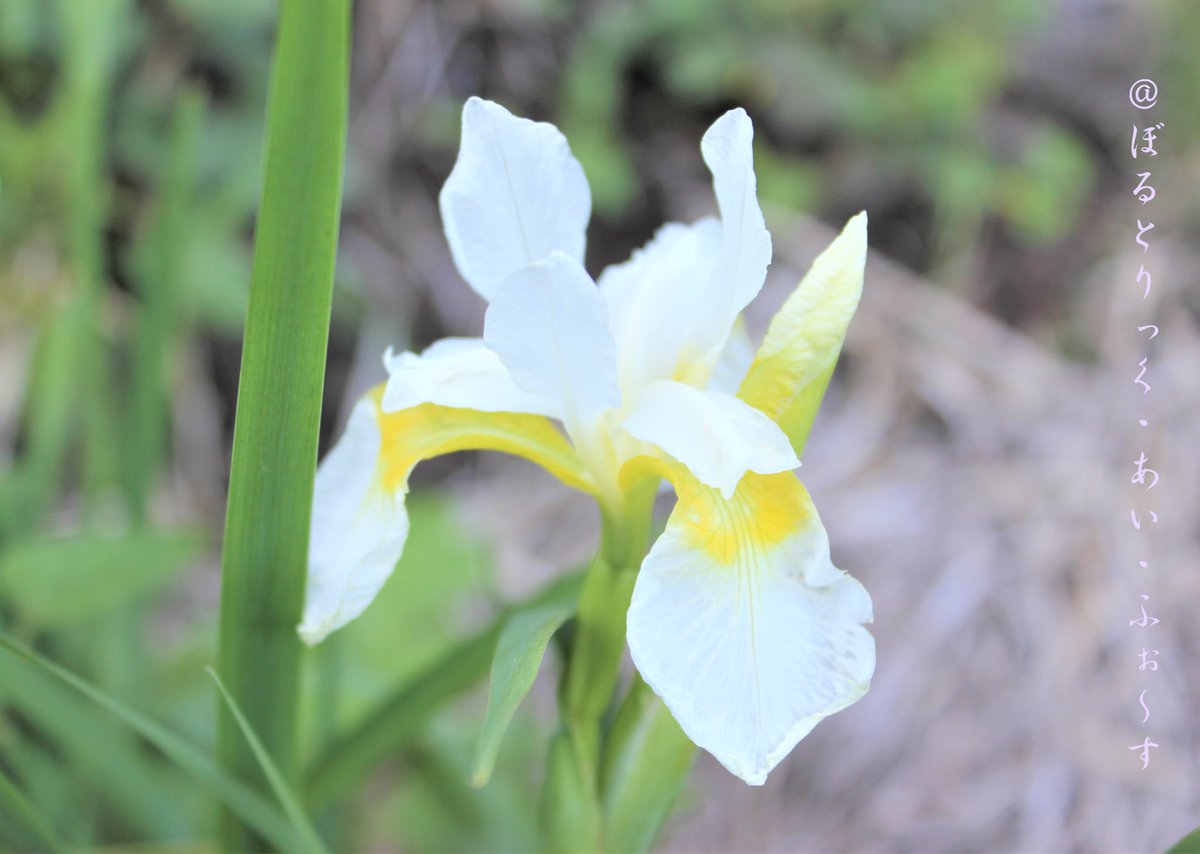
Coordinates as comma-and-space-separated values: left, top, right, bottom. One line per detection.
306, 571, 584, 809
0, 634, 306, 851
0, 763, 62, 853
207, 668, 327, 854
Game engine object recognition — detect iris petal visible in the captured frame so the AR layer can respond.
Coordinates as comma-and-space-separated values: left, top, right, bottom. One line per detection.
598, 108, 771, 394
621, 380, 798, 499
382, 337, 555, 416
440, 97, 591, 301
484, 252, 621, 437
299, 388, 593, 644
624, 462, 874, 785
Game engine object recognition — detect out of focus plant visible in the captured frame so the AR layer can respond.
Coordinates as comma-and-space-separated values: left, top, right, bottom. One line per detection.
560, 0, 1093, 268
0, 1, 538, 847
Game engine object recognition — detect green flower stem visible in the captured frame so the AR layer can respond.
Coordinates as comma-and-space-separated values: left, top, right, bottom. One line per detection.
539, 730, 603, 852
214, 0, 350, 849
544, 481, 657, 850
564, 483, 656, 744
598, 676, 696, 853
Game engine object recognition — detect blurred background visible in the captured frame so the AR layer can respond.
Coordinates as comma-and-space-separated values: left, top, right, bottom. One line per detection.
2, 0, 1199, 850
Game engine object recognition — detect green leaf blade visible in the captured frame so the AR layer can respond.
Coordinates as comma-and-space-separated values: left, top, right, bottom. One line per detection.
0, 530, 204, 627
0, 763, 63, 853
599, 677, 696, 853
213, 0, 350, 845
1169, 828, 1200, 853
0, 634, 306, 851
207, 669, 327, 854
472, 603, 573, 787
306, 571, 584, 810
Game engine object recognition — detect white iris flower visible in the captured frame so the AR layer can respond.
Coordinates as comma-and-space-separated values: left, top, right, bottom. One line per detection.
299, 97, 875, 786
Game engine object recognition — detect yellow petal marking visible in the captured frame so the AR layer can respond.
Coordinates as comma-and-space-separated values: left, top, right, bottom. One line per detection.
366, 386, 595, 495
621, 454, 808, 566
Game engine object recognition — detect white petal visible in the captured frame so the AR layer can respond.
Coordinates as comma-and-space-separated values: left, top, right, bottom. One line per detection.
382, 337, 555, 416
483, 251, 620, 433
702, 108, 773, 315
439, 97, 591, 301
599, 219, 722, 396
299, 396, 408, 645
621, 380, 799, 499
626, 473, 874, 785
708, 317, 755, 395
596, 109, 770, 394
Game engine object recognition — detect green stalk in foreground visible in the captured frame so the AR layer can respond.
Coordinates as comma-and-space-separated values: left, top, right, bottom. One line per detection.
215, 0, 350, 849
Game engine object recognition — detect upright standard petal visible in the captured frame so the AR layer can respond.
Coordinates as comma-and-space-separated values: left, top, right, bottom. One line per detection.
484, 251, 621, 435
620, 380, 799, 499
299, 387, 594, 644
440, 97, 591, 301
382, 337, 555, 416
599, 218, 723, 396
597, 109, 771, 392
624, 464, 875, 785
738, 213, 867, 457
707, 316, 755, 395
701, 108, 773, 317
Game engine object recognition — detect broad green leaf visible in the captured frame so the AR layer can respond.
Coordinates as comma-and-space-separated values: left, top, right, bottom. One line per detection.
306, 570, 584, 810
0, 737, 74, 845
599, 677, 696, 853
472, 603, 573, 786
0, 529, 203, 626
207, 669, 327, 853
0, 633, 308, 851
214, 1, 349, 847
305, 623, 499, 811
738, 212, 867, 456
0, 763, 62, 853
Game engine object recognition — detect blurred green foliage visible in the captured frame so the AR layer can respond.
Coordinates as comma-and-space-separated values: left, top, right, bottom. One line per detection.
559, 0, 1094, 269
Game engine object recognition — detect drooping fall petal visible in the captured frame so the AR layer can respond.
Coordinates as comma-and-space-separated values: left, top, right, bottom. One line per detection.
299, 389, 593, 644
625, 464, 874, 785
